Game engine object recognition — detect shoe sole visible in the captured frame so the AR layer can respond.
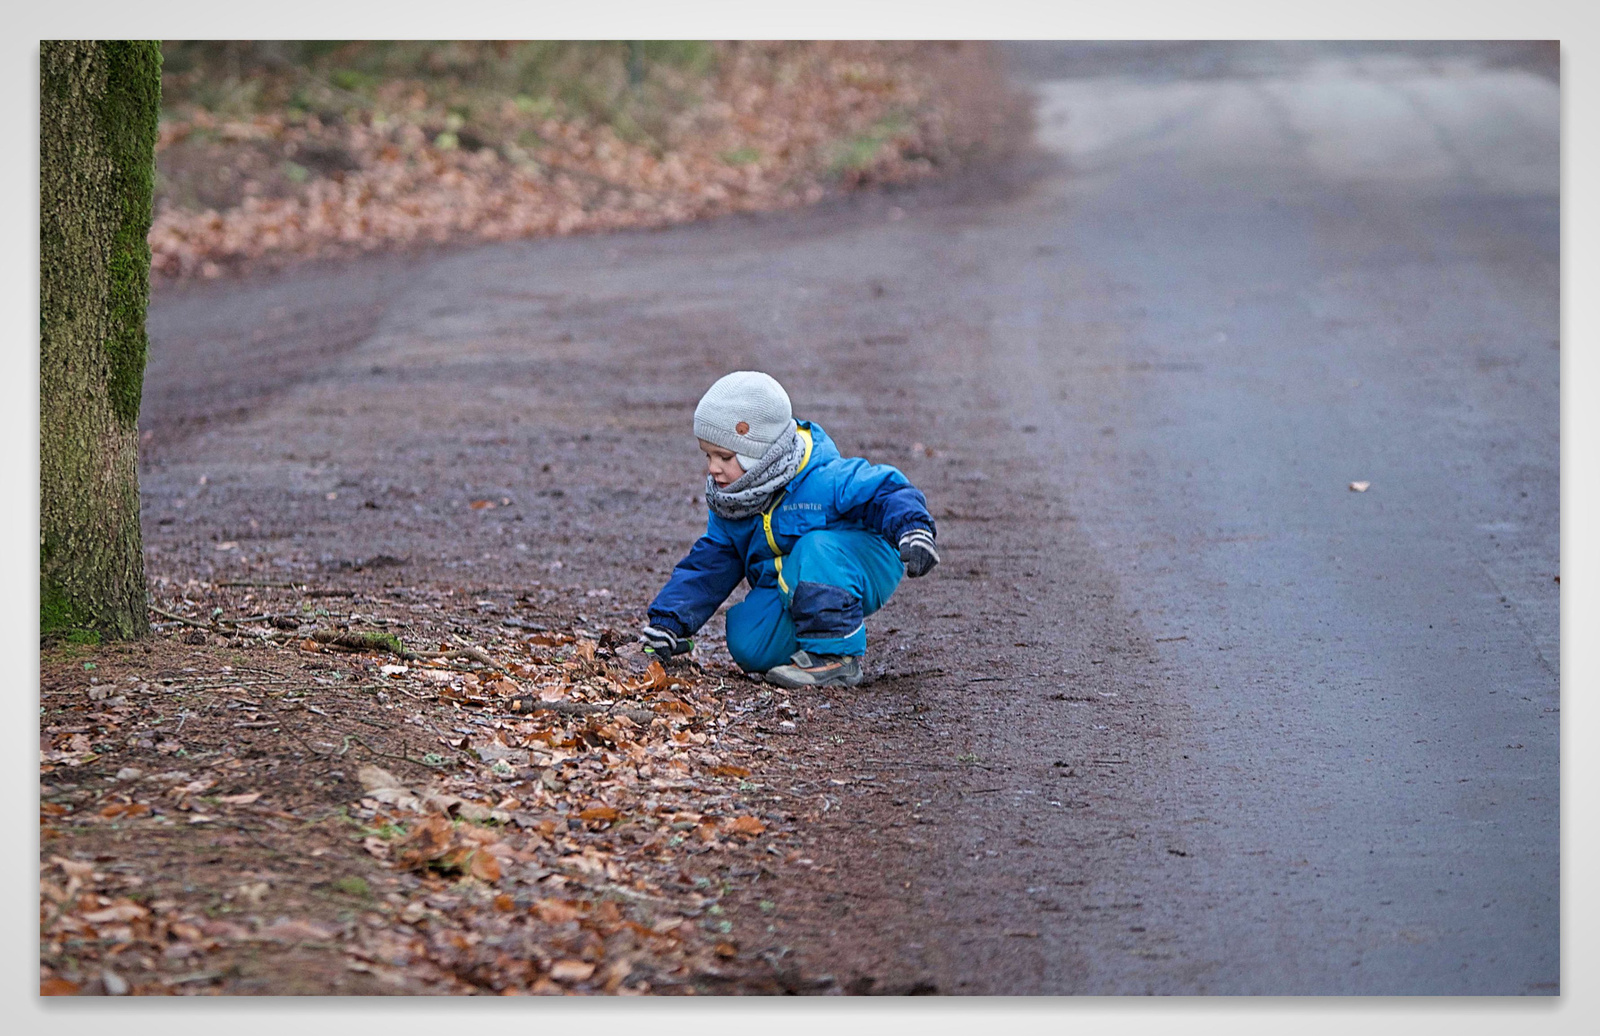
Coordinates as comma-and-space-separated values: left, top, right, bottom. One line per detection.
763, 667, 864, 689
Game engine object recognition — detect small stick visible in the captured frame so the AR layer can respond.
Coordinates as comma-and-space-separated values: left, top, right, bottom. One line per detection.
508, 699, 657, 724
411, 646, 506, 671
148, 605, 212, 629
346, 733, 451, 772
309, 630, 507, 671
215, 581, 303, 589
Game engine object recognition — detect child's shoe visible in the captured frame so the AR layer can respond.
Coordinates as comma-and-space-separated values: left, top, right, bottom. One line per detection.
763, 650, 864, 689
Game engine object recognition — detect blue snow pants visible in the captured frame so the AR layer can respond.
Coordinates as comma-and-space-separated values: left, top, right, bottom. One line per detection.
724, 528, 903, 673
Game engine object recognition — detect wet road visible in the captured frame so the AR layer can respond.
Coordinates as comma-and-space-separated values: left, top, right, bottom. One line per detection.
141, 42, 1560, 994
982, 41, 1560, 993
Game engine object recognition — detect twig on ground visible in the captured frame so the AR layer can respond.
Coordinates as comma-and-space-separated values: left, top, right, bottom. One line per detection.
215, 581, 303, 589
509, 698, 658, 724
310, 629, 508, 672
312, 629, 408, 655
148, 604, 213, 629
346, 733, 451, 773
410, 646, 506, 671
251, 693, 335, 762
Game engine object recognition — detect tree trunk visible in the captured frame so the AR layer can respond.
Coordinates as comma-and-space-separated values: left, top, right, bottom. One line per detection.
40, 41, 161, 641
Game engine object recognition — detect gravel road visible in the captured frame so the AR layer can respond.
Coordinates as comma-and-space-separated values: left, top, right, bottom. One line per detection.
140, 41, 1559, 994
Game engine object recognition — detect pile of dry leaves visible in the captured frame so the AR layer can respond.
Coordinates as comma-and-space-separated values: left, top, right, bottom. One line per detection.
41, 583, 834, 995
149, 41, 1027, 280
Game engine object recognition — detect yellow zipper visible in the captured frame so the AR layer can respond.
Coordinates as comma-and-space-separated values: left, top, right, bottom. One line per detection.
764, 509, 787, 593
762, 427, 813, 595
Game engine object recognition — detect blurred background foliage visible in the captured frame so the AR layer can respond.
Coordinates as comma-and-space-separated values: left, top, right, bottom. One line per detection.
161, 41, 718, 150
148, 41, 1029, 280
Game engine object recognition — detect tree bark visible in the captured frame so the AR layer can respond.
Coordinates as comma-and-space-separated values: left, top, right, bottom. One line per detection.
40, 41, 161, 641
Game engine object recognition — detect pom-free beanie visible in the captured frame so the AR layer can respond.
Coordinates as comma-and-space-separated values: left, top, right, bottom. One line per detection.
694, 371, 797, 471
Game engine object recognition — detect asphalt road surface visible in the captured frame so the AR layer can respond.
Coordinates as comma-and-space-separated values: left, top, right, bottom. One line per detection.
141, 41, 1559, 994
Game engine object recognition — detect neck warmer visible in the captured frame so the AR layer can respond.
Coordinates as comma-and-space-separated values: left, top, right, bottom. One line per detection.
705, 422, 804, 520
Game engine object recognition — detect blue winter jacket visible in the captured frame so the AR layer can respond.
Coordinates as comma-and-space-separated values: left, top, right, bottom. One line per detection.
647, 421, 935, 638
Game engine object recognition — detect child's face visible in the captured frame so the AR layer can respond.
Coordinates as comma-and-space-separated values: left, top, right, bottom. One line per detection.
698, 439, 745, 488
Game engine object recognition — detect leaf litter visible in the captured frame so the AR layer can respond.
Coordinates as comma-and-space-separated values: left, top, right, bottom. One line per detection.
40, 583, 827, 995
149, 41, 1029, 283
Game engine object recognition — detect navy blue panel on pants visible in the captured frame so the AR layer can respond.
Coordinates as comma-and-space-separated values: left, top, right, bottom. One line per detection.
790, 581, 863, 639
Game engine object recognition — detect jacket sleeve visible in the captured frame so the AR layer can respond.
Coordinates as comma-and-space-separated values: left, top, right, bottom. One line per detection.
647, 516, 746, 638
831, 457, 937, 546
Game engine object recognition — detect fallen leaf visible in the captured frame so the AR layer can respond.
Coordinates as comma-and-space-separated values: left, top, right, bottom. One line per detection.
81, 902, 150, 924
549, 959, 596, 982
534, 899, 582, 925
579, 805, 620, 825
473, 741, 524, 765
711, 764, 752, 779
98, 802, 151, 819
484, 675, 519, 696
357, 765, 404, 791
40, 978, 80, 996
627, 660, 668, 692
397, 816, 456, 866
367, 786, 426, 812
468, 848, 503, 882
256, 919, 336, 943
714, 941, 738, 959
201, 919, 250, 941
216, 792, 262, 805
346, 958, 409, 987
726, 815, 766, 837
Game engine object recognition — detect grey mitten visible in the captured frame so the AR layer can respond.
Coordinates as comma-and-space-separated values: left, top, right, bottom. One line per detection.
898, 528, 940, 578
640, 623, 690, 658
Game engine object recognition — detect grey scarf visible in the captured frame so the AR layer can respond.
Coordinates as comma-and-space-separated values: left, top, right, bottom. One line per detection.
705, 422, 804, 521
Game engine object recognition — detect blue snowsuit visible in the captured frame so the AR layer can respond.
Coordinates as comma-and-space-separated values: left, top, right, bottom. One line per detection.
647, 421, 936, 673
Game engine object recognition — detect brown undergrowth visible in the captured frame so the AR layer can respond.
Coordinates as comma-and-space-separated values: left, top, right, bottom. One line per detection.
150, 40, 1030, 281
40, 580, 837, 995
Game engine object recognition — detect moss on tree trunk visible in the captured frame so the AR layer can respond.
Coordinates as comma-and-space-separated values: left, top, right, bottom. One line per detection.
40, 41, 161, 641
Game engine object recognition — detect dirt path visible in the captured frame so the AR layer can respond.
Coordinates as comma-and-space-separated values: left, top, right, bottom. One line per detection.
136, 171, 1156, 995
121, 41, 1559, 996
129, 167, 1215, 992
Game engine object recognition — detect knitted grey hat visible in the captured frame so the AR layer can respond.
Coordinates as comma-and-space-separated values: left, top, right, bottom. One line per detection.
693, 371, 796, 471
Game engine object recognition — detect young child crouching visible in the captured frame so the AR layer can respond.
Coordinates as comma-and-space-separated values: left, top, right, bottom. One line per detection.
640, 371, 939, 688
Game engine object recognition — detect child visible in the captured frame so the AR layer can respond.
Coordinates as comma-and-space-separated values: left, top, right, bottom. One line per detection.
640, 371, 939, 688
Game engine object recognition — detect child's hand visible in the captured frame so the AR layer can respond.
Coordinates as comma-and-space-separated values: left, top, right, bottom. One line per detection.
640, 624, 690, 658
898, 528, 940, 578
